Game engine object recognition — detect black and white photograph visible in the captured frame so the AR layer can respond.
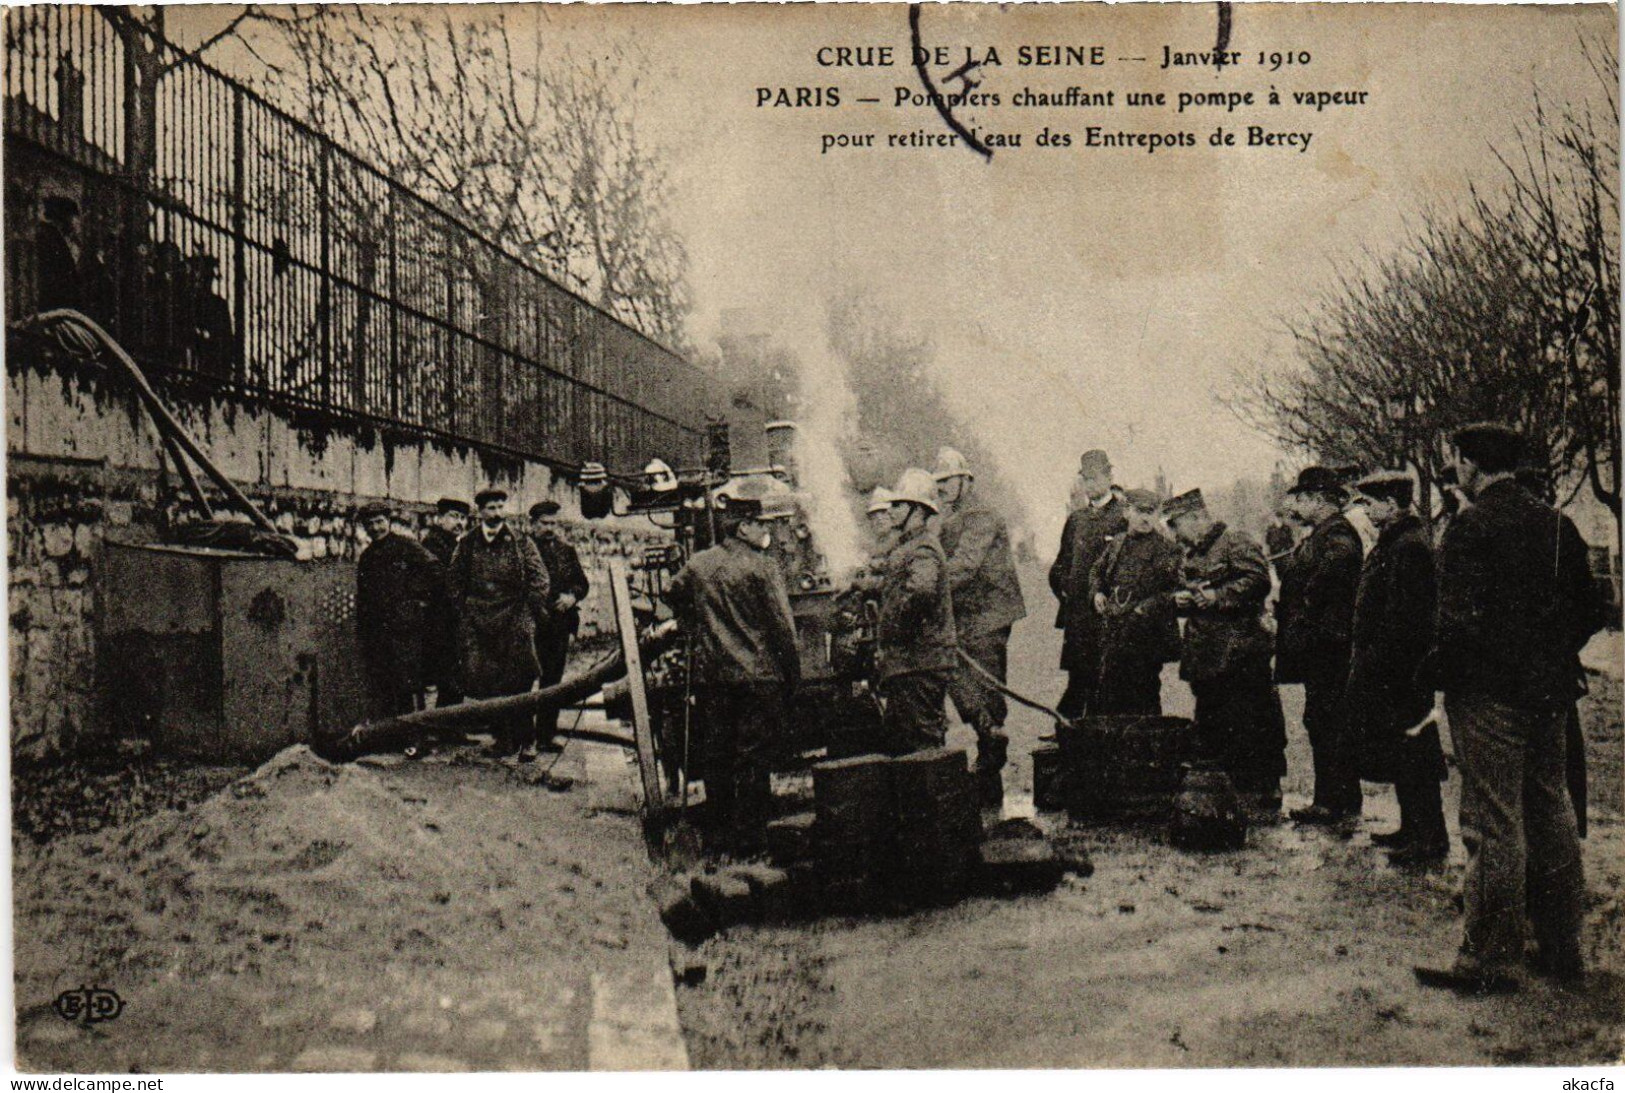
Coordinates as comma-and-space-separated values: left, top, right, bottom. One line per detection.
3, 0, 1621, 1076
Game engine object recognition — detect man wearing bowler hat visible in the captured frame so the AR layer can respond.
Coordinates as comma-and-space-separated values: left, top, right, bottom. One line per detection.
1416, 423, 1607, 993
1275, 465, 1366, 826
1050, 449, 1127, 720
447, 488, 550, 758
527, 500, 591, 757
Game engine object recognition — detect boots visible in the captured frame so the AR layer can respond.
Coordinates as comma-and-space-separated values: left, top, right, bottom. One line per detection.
974, 726, 1008, 810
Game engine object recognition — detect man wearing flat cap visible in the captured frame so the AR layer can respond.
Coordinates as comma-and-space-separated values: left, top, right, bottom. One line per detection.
934, 447, 1027, 806
1088, 489, 1183, 715
667, 483, 800, 855
447, 487, 550, 758
356, 500, 445, 726
1416, 423, 1609, 994
528, 499, 591, 756
1161, 489, 1287, 817
1275, 465, 1366, 826
421, 497, 471, 708
1344, 471, 1447, 864
1050, 449, 1127, 720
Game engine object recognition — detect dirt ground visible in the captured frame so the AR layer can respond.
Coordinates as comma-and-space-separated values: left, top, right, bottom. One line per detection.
674, 574, 1625, 1069
13, 742, 674, 1072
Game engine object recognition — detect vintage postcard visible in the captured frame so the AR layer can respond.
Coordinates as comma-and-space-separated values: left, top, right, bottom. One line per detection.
4, 0, 1620, 1077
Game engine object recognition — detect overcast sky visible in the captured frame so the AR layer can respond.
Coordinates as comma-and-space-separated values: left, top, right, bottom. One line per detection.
183, 2, 1615, 534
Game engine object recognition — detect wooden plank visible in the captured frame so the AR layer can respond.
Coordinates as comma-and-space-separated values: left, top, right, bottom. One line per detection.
609, 559, 665, 819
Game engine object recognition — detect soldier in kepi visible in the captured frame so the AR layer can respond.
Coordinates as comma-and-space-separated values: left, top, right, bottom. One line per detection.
528, 500, 591, 758
447, 488, 550, 759
1275, 466, 1366, 826
355, 501, 445, 745
933, 447, 1027, 807
1050, 449, 1127, 720
1160, 489, 1288, 820
666, 477, 800, 856
1088, 488, 1183, 716
875, 468, 958, 756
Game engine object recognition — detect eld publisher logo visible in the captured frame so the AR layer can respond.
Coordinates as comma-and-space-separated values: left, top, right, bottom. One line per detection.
52, 986, 124, 1025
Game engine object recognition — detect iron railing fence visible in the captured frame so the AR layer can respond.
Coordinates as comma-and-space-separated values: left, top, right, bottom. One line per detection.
4, 6, 708, 473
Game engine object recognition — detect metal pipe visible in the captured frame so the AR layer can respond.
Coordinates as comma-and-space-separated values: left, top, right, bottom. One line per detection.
25, 310, 280, 533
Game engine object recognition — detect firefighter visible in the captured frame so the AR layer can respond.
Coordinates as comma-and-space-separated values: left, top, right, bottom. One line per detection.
1275, 466, 1366, 825
1050, 449, 1127, 720
447, 488, 550, 758
355, 500, 444, 727
527, 500, 590, 758
666, 479, 800, 856
1088, 488, 1182, 715
1161, 489, 1287, 819
934, 447, 1027, 806
876, 468, 958, 756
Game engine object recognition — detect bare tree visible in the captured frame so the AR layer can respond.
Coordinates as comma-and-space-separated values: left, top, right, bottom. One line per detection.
239, 5, 689, 347
1230, 35, 1619, 540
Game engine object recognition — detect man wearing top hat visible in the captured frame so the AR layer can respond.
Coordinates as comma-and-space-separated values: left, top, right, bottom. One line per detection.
934, 447, 1028, 806
1416, 423, 1607, 994
666, 478, 800, 855
1275, 465, 1366, 825
355, 500, 445, 723
1088, 488, 1183, 716
1344, 470, 1448, 864
447, 488, 550, 758
1050, 449, 1127, 720
876, 468, 958, 755
528, 500, 591, 756
1161, 488, 1287, 817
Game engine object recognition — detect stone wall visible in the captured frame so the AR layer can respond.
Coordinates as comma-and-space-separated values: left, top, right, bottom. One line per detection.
7, 357, 674, 761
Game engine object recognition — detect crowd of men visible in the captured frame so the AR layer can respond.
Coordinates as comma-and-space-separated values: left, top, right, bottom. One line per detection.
666, 421, 1609, 994
354, 417, 1610, 993
354, 489, 589, 763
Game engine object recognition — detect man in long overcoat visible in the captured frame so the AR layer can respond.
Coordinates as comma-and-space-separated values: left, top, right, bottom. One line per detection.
1162, 489, 1287, 816
1416, 424, 1607, 994
1344, 471, 1447, 863
667, 485, 800, 855
876, 469, 958, 756
420, 497, 470, 709
1275, 466, 1366, 824
935, 448, 1027, 806
356, 501, 444, 721
447, 488, 550, 757
1050, 449, 1126, 720
528, 500, 591, 756
1088, 489, 1182, 715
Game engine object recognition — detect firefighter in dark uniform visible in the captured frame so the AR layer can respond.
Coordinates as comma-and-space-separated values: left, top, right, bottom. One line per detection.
667, 480, 800, 856
1416, 424, 1606, 994
527, 500, 591, 756
447, 488, 550, 758
1088, 488, 1183, 715
1161, 489, 1287, 818
1345, 471, 1448, 864
934, 447, 1028, 807
876, 468, 958, 756
1050, 449, 1127, 720
1275, 466, 1366, 825
356, 500, 444, 726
